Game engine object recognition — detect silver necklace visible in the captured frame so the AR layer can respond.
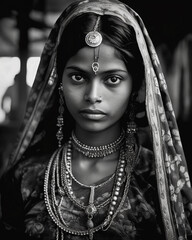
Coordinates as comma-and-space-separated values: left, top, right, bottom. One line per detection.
61, 138, 122, 211
71, 130, 125, 158
44, 134, 136, 240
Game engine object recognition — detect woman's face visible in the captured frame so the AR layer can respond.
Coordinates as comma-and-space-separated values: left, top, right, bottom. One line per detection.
62, 43, 132, 133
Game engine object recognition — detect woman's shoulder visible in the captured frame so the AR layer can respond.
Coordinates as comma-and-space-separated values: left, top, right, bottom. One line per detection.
1, 151, 51, 185
0, 151, 53, 205
133, 145, 155, 179
138, 145, 154, 158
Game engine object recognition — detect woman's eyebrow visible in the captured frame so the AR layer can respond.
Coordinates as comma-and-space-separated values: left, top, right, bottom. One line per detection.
65, 66, 85, 72
100, 69, 128, 74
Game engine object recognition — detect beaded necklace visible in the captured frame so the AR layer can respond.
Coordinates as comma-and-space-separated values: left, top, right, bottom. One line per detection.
71, 130, 125, 158
44, 134, 136, 240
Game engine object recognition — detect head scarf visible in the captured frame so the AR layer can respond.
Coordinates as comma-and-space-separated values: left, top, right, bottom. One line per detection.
5, 0, 192, 239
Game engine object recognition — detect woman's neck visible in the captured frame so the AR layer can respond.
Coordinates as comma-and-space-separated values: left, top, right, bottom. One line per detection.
74, 124, 122, 147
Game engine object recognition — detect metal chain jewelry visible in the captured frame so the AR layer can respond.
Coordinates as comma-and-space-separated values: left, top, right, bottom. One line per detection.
71, 130, 125, 158
85, 15, 102, 75
44, 131, 137, 240
92, 46, 100, 74
60, 138, 116, 210
65, 138, 116, 188
56, 83, 64, 148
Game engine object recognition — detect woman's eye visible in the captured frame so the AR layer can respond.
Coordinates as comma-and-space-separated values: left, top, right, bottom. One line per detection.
71, 74, 85, 82
105, 76, 121, 85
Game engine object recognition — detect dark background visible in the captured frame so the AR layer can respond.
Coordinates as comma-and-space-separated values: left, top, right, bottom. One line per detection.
1, 1, 191, 54
124, 1, 192, 51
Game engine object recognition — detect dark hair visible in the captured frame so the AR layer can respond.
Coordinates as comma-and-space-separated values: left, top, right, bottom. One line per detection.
57, 13, 144, 92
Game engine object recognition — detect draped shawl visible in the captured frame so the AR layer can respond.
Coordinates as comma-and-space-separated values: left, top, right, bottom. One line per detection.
5, 0, 192, 239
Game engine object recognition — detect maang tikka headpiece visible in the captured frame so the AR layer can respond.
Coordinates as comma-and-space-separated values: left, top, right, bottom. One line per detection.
85, 16, 102, 74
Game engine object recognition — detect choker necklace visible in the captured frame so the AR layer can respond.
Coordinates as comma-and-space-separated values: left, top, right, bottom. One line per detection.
71, 130, 125, 158
44, 132, 136, 240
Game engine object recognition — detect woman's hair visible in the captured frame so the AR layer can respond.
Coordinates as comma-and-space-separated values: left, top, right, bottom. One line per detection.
57, 13, 144, 92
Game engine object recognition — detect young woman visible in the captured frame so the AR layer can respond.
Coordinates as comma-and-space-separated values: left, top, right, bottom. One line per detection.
1, 0, 192, 239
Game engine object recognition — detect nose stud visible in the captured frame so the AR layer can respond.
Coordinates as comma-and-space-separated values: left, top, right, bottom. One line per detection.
98, 96, 102, 102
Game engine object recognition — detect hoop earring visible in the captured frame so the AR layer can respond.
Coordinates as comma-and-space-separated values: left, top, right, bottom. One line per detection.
56, 83, 64, 148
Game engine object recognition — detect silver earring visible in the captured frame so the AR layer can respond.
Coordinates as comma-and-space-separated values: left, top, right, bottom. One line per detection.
126, 93, 137, 149
56, 83, 64, 148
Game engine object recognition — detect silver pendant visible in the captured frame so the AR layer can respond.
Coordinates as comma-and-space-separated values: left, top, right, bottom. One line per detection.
85, 31, 102, 47
92, 62, 99, 74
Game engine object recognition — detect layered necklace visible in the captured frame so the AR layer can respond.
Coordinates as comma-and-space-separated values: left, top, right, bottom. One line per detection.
44, 131, 136, 240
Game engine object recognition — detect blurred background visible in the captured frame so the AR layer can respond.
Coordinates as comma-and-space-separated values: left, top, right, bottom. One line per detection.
0, 0, 191, 178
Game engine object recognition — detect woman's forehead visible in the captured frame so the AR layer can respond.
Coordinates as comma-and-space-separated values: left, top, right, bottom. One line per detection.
64, 43, 127, 72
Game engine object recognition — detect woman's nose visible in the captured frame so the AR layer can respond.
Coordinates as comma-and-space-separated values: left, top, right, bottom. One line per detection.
84, 80, 102, 104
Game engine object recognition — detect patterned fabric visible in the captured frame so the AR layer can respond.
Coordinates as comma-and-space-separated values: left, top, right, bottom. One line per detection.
1, 147, 164, 240
1, 0, 192, 239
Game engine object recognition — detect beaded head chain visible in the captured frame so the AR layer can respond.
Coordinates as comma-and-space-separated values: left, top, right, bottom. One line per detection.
85, 16, 102, 74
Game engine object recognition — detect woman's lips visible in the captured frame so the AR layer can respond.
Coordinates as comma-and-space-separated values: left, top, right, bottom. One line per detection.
80, 109, 106, 120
